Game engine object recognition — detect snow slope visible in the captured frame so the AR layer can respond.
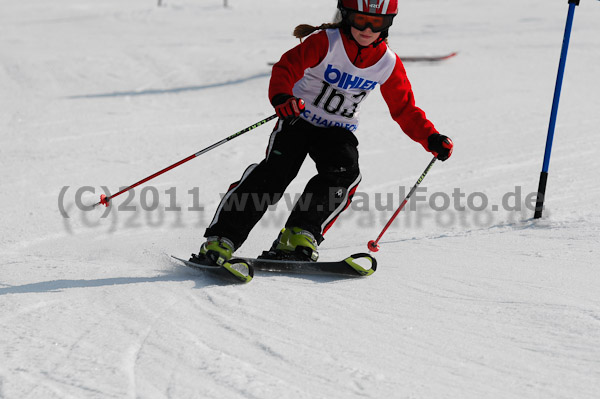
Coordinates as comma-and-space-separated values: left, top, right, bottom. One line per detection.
1, 0, 599, 398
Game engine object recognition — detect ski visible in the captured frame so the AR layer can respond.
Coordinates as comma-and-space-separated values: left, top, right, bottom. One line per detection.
400, 52, 458, 62
172, 252, 376, 282
172, 256, 254, 283
268, 52, 457, 66
248, 253, 376, 277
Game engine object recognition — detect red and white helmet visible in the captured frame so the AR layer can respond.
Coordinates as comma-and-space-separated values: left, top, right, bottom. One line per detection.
337, 0, 398, 16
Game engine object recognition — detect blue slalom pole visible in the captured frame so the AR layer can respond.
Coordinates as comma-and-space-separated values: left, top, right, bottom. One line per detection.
534, 0, 580, 219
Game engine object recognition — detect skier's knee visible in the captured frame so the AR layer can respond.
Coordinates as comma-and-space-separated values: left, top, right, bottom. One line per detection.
322, 165, 360, 185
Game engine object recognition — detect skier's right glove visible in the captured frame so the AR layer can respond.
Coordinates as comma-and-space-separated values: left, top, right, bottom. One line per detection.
272, 94, 305, 121
428, 134, 454, 161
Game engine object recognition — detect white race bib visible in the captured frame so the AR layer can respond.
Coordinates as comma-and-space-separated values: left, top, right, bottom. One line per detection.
293, 29, 396, 132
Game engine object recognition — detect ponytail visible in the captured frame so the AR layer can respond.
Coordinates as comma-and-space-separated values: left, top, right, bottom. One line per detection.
293, 10, 343, 42
293, 22, 343, 42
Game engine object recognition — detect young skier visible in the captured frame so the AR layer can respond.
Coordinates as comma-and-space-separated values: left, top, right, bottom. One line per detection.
195, 0, 453, 265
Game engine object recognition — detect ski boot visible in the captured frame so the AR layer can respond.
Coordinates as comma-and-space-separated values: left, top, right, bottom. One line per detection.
189, 237, 253, 283
194, 236, 235, 266
259, 227, 319, 262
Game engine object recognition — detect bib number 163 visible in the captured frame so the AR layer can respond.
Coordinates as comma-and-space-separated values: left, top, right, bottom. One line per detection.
312, 81, 367, 119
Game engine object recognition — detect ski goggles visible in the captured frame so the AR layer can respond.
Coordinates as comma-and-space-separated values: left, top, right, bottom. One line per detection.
347, 11, 394, 33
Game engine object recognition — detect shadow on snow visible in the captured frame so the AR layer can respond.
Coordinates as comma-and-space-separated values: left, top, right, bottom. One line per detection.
67, 72, 271, 99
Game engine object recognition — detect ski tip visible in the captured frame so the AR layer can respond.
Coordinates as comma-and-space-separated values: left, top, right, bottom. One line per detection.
345, 253, 377, 276
223, 258, 254, 283
400, 51, 458, 62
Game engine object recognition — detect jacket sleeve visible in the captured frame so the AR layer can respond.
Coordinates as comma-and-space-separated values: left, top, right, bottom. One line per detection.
380, 55, 439, 151
268, 31, 329, 105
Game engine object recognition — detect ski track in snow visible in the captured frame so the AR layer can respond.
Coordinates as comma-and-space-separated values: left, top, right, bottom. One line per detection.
2, 0, 600, 398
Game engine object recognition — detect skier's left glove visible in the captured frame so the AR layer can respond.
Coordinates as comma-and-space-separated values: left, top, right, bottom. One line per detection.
428, 134, 454, 161
272, 94, 305, 121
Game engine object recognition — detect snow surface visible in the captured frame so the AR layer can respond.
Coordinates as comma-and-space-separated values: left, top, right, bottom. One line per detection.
1, 0, 600, 398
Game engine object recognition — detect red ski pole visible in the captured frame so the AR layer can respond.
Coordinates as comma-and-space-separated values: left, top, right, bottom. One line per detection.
93, 114, 278, 207
367, 156, 437, 252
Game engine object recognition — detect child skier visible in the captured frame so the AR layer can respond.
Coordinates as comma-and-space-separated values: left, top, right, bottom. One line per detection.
195, 0, 453, 265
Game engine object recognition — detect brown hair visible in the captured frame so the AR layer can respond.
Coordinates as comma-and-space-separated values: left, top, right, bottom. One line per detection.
293, 10, 344, 42
293, 22, 344, 42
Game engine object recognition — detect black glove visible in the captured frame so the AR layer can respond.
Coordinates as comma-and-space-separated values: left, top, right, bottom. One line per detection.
272, 94, 305, 120
428, 134, 454, 161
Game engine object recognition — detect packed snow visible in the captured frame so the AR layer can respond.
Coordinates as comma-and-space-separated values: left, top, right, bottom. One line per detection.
1, 0, 599, 398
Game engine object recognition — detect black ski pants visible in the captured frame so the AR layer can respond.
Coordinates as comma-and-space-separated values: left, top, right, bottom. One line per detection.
204, 118, 361, 249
